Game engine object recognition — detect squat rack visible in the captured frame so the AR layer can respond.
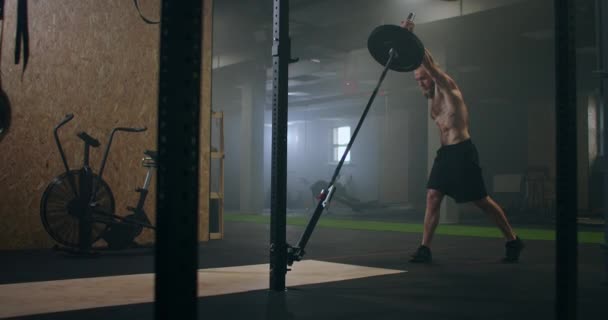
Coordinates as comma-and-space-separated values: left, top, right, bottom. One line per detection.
154, 0, 585, 319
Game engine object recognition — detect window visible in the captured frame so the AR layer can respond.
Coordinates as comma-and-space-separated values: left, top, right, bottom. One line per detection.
333, 126, 351, 163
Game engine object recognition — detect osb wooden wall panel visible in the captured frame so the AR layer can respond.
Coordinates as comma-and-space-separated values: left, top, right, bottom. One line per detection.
0, 0, 213, 250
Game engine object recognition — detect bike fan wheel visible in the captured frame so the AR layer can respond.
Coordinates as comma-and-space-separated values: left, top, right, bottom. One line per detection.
40, 170, 115, 249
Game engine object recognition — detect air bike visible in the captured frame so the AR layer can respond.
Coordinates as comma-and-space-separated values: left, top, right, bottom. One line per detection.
40, 114, 156, 253
285, 14, 425, 266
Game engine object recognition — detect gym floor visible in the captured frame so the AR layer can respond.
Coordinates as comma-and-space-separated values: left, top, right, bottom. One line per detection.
1, 214, 606, 320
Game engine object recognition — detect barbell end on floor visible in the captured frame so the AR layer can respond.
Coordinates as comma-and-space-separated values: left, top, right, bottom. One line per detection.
286, 245, 305, 266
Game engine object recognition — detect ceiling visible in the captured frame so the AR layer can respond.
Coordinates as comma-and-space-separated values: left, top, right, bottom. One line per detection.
211, 0, 597, 115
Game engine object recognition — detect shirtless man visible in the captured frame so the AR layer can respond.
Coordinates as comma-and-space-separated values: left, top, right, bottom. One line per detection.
401, 19, 524, 263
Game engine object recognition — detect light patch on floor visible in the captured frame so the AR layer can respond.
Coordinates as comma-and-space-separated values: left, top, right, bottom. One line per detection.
0, 260, 406, 318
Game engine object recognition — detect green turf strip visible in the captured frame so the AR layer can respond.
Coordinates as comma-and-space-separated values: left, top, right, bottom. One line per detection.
225, 213, 605, 244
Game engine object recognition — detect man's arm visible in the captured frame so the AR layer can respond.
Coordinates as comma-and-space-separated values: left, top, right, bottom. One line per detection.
420, 48, 457, 91
401, 19, 458, 92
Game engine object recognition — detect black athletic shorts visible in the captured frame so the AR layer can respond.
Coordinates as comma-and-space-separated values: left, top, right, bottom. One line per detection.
426, 139, 488, 203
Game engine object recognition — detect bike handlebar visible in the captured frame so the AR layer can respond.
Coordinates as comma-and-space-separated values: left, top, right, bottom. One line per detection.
98, 126, 148, 180
52, 113, 148, 182
55, 113, 74, 130
54, 114, 75, 174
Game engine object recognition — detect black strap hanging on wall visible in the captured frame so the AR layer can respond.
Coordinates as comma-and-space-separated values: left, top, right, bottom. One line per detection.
134, 0, 160, 24
0, 0, 11, 139
14, 0, 29, 76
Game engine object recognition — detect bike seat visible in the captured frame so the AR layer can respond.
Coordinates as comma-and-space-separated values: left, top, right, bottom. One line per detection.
77, 132, 100, 147
144, 150, 158, 161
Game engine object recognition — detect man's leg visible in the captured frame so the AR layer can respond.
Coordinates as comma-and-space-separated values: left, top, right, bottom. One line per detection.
422, 189, 445, 247
472, 196, 516, 241
473, 196, 524, 262
410, 189, 444, 263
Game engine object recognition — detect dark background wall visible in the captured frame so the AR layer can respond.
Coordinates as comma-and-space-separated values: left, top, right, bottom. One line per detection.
212, 0, 599, 221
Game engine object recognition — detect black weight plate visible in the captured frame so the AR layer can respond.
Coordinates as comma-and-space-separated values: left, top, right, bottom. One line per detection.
367, 24, 425, 72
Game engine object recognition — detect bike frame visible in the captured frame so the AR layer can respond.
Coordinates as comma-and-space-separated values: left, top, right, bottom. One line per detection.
51, 114, 148, 250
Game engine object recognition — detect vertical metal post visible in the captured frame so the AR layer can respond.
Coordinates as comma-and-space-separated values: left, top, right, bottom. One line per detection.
270, 0, 290, 291
555, 0, 578, 319
155, 0, 203, 319
595, 0, 608, 285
